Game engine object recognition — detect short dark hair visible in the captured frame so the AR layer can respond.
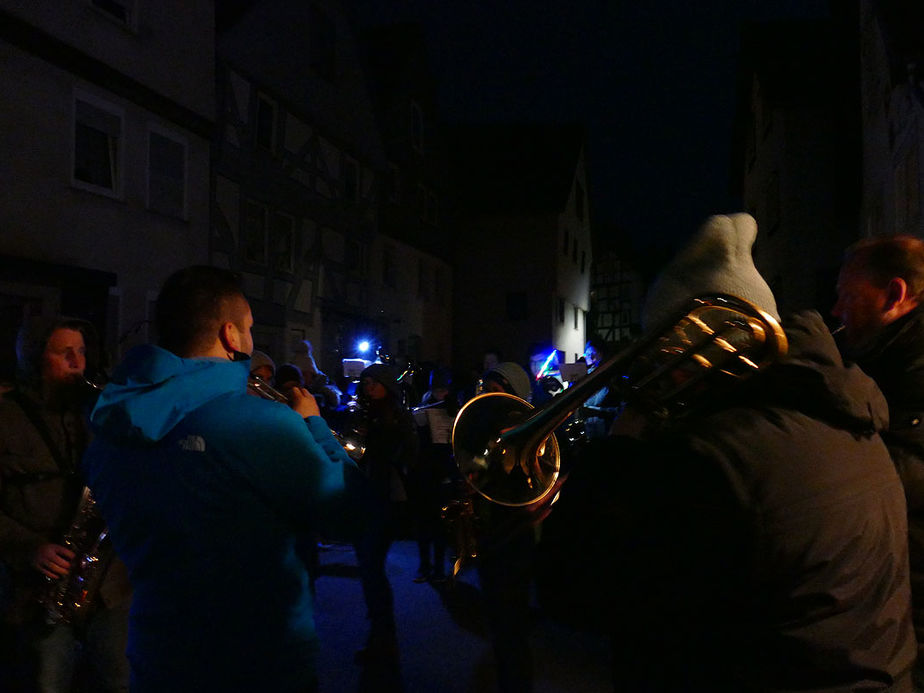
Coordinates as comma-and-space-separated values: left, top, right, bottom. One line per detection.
844, 235, 924, 301
155, 266, 245, 357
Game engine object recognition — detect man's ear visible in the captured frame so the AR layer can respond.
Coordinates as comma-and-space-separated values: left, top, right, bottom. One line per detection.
884, 277, 917, 316
217, 321, 240, 356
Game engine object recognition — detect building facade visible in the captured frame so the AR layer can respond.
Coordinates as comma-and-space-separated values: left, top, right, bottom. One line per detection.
0, 0, 214, 375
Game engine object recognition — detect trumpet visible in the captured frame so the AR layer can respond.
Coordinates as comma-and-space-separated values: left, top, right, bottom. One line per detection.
247, 375, 366, 461
451, 294, 788, 508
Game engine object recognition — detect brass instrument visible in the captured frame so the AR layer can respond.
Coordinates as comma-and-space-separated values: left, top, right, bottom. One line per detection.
452, 293, 788, 509
248, 375, 366, 461
41, 486, 113, 625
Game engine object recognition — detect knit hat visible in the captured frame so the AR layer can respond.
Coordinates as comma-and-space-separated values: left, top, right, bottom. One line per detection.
249, 350, 275, 376
642, 213, 779, 331
360, 363, 402, 402
485, 361, 532, 401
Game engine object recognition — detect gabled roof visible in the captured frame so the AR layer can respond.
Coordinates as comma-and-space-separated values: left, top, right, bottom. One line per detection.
448, 123, 585, 216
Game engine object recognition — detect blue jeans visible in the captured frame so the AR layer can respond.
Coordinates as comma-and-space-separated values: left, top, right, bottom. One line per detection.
28, 605, 130, 693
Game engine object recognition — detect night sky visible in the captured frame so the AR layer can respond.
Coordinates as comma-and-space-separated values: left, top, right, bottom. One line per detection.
350, 0, 830, 267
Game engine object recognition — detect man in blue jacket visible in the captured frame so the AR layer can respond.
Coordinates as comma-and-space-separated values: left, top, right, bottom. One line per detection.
83, 266, 367, 693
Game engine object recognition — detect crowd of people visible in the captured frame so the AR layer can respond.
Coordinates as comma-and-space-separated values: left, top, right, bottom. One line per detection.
2, 213, 924, 692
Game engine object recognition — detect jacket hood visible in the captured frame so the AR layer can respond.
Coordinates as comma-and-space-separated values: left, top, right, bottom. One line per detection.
755, 311, 889, 434
90, 344, 248, 444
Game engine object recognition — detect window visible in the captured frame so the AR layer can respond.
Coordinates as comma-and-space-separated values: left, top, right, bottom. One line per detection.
243, 200, 267, 265
271, 213, 295, 273
558, 298, 565, 325
73, 95, 122, 196
256, 94, 276, 150
147, 127, 186, 218
573, 306, 579, 330
410, 101, 424, 152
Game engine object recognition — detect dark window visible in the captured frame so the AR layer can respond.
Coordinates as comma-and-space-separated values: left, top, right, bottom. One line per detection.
74, 98, 121, 192
148, 130, 186, 218
243, 200, 267, 265
573, 306, 579, 329
271, 213, 294, 273
558, 298, 565, 324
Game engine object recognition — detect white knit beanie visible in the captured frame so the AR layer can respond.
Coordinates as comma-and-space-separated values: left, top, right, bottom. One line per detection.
487, 361, 532, 401
642, 213, 779, 331
249, 350, 276, 375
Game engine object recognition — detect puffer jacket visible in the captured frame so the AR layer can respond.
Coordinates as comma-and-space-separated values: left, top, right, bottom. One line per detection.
84, 344, 367, 693
597, 311, 915, 691
850, 306, 924, 678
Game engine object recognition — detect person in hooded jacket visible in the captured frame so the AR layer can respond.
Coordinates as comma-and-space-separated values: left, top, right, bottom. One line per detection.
568, 214, 915, 691
351, 363, 418, 691
0, 316, 131, 693
831, 235, 924, 686
82, 266, 368, 693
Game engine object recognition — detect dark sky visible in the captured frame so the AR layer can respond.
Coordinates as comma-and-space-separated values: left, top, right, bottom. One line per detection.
350, 0, 830, 262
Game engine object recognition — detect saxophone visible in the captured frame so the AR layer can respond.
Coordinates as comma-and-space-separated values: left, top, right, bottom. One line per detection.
40, 486, 114, 625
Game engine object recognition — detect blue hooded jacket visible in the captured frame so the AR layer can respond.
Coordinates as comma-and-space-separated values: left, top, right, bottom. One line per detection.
83, 344, 364, 692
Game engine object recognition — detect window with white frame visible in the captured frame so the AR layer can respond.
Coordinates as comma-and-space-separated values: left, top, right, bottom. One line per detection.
147, 126, 187, 219
73, 94, 123, 196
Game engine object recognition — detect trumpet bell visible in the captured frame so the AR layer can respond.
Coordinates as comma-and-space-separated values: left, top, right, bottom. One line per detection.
452, 392, 560, 507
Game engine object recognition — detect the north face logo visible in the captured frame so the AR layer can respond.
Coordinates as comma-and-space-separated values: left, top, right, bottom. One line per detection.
178, 435, 206, 452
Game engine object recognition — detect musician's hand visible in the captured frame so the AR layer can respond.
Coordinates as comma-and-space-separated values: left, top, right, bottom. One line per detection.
32, 543, 75, 578
289, 386, 321, 419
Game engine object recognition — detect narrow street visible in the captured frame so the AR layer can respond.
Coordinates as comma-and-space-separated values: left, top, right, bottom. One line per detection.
315, 540, 612, 692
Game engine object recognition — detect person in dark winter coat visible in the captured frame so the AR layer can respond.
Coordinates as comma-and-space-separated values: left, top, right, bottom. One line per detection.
0, 316, 132, 693
352, 363, 419, 691
567, 215, 915, 691
832, 234, 924, 687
